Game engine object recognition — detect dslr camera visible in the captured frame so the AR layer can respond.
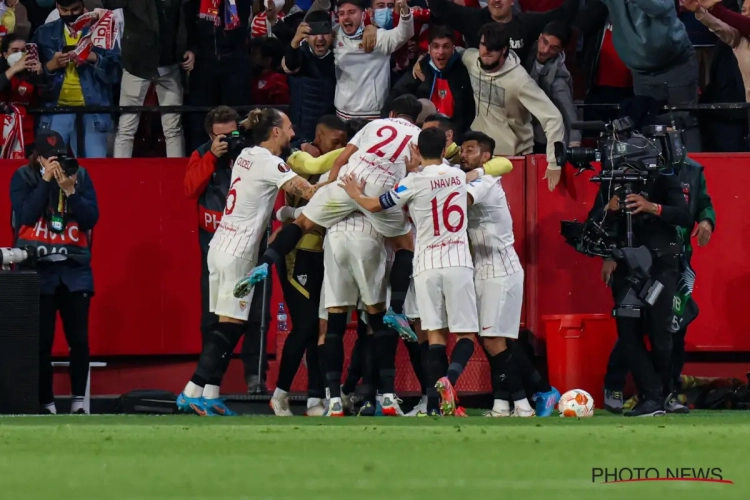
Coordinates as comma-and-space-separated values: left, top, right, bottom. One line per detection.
221, 130, 248, 161
58, 155, 79, 177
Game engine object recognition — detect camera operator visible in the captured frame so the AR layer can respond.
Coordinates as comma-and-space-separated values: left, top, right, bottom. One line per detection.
9, 130, 99, 414
603, 153, 716, 415
591, 158, 693, 417
183, 106, 271, 393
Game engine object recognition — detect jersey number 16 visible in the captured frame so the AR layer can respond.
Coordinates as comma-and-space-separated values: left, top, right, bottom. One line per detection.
430, 192, 464, 236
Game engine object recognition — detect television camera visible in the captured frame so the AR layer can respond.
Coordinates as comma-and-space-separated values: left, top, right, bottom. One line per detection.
557, 117, 685, 318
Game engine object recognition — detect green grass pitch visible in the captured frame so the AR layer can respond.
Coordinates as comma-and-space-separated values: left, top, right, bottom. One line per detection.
0, 412, 748, 499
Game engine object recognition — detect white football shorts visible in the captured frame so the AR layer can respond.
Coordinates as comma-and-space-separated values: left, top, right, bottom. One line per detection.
413, 267, 478, 333
207, 246, 254, 321
476, 270, 524, 339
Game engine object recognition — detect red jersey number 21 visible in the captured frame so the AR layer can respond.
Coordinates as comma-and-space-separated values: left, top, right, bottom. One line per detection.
225, 178, 241, 216
430, 192, 465, 236
366, 126, 413, 162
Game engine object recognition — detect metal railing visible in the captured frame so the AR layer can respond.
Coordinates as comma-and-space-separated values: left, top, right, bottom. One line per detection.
6, 101, 750, 157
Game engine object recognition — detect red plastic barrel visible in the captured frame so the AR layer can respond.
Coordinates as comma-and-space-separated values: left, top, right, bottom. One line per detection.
543, 314, 618, 408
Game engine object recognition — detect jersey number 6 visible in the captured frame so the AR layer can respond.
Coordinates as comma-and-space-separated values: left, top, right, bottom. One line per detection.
225, 177, 242, 216
430, 192, 465, 236
366, 126, 413, 162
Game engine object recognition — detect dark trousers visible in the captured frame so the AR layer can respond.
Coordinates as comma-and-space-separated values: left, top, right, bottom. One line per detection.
200, 247, 271, 383
604, 327, 688, 393
276, 250, 325, 398
39, 284, 91, 405
609, 262, 679, 402
188, 52, 251, 151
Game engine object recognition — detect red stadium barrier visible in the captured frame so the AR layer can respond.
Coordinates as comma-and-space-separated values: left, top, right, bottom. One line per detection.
0, 154, 747, 396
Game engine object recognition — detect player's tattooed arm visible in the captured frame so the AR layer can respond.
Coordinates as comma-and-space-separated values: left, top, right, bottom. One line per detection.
281, 175, 324, 201
339, 174, 383, 212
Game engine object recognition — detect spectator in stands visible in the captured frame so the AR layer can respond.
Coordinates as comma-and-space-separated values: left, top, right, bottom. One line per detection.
383, 26, 475, 135
0, 33, 43, 158
587, 0, 701, 150
10, 130, 99, 414
282, 11, 336, 143
421, 113, 461, 163
687, 0, 750, 100
250, 0, 286, 38
46, 0, 124, 45
189, 0, 252, 151
464, 22, 564, 190
575, 3, 634, 126
332, 0, 413, 120
1, 0, 20, 36
250, 36, 290, 105
525, 21, 580, 151
693, 0, 750, 151
428, 0, 580, 62
183, 106, 273, 393
103, 0, 194, 159
33, 0, 120, 158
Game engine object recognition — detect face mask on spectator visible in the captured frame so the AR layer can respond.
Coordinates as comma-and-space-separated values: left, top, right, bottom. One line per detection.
6, 51, 23, 67
60, 14, 80, 25
374, 8, 393, 30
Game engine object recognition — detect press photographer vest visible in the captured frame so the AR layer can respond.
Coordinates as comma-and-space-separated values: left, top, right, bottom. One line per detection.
12, 165, 92, 265
196, 142, 232, 251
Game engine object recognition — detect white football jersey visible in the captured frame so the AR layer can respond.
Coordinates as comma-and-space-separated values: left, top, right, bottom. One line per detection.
466, 175, 522, 279
317, 170, 380, 237
211, 146, 297, 260
382, 163, 472, 275
341, 117, 421, 189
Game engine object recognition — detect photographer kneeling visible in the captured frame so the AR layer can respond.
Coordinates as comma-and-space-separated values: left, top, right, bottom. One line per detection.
589, 153, 692, 417
10, 131, 99, 414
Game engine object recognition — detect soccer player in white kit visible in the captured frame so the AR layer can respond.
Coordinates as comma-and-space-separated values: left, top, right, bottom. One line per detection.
237, 96, 425, 343
460, 131, 560, 417
176, 109, 329, 416
341, 127, 479, 417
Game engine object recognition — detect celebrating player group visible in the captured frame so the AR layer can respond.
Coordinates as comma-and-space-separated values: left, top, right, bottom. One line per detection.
176, 95, 561, 418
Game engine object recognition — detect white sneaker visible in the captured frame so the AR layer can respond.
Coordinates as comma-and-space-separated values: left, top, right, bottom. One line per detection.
511, 408, 536, 418
269, 395, 294, 416
406, 396, 428, 417
305, 402, 326, 416
483, 408, 511, 417
380, 393, 404, 416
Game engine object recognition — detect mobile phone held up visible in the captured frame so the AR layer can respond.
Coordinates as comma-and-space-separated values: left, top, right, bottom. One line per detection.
25, 43, 39, 63
307, 21, 331, 36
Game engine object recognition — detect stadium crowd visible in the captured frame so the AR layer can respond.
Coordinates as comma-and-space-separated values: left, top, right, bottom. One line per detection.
1, 0, 749, 159
3, 0, 729, 416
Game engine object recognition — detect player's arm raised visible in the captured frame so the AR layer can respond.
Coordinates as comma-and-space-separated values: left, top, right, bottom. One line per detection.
280, 175, 329, 201
465, 156, 514, 182
326, 143, 359, 181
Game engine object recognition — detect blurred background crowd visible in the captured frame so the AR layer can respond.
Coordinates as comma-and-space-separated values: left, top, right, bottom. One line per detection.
0, 0, 748, 160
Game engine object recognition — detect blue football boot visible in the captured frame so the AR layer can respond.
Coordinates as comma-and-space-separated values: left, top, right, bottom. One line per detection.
176, 392, 211, 416
534, 387, 561, 417
234, 263, 269, 298
204, 398, 237, 416
384, 308, 417, 342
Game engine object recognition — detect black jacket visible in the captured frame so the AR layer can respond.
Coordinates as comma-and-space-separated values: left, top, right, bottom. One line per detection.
573, 0, 609, 93
382, 54, 475, 135
588, 170, 693, 267
284, 42, 336, 143
102, 0, 193, 80
429, 0, 580, 62
194, 0, 252, 56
